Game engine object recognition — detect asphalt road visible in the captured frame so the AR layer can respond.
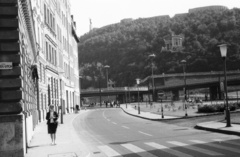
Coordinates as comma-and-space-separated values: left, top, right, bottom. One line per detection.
73, 108, 240, 157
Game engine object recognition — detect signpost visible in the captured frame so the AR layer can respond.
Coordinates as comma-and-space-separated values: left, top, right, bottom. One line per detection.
157, 91, 165, 118
0, 62, 13, 69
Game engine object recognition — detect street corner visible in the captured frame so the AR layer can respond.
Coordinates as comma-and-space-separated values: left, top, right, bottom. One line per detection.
195, 121, 240, 136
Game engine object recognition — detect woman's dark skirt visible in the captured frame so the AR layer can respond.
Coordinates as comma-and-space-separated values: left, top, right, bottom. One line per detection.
48, 122, 58, 134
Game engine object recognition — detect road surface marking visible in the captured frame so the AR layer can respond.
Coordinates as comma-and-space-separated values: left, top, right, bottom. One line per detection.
98, 145, 121, 157
213, 139, 240, 146
189, 140, 207, 144
103, 110, 111, 122
191, 139, 240, 154
168, 141, 223, 156
138, 131, 152, 136
145, 142, 193, 157
121, 143, 145, 153
122, 126, 129, 129
121, 143, 158, 157
112, 122, 117, 125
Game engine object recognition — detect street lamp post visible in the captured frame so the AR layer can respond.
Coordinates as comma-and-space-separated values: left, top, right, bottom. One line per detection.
99, 78, 102, 107
136, 78, 141, 114
98, 66, 103, 107
219, 44, 231, 127
161, 99, 164, 118
125, 86, 128, 108
48, 78, 51, 106
128, 85, 131, 104
104, 65, 110, 88
181, 60, 188, 117
104, 65, 110, 102
78, 75, 82, 111
58, 72, 65, 124
60, 79, 63, 124
149, 54, 156, 102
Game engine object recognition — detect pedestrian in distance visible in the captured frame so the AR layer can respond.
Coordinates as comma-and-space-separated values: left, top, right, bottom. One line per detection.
46, 105, 59, 145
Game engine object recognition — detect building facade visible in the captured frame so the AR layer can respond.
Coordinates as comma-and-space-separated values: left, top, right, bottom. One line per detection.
189, 5, 228, 13
162, 33, 184, 52
0, 0, 80, 156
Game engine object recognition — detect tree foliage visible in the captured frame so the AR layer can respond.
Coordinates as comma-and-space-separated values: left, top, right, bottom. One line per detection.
78, 8, 240, 89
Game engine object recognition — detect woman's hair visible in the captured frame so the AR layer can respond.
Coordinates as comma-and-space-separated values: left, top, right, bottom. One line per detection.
49, 105, 54, 110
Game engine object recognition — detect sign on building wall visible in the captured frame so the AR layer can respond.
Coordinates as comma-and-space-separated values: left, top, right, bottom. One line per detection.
220, 81, 224, 92
0, 62, 13, 69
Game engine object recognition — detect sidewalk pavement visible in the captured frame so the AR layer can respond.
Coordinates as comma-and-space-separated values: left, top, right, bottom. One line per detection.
25, 110, 91, 157
120, 104, 240, 136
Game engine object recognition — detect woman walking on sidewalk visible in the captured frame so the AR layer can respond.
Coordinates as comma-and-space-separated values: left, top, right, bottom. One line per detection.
46, 105, 59, 145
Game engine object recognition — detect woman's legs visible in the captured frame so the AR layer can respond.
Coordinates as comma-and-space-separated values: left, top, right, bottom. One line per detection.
50, 134, 56, 144
50, 134, 54, 144
53, 134, 56, 144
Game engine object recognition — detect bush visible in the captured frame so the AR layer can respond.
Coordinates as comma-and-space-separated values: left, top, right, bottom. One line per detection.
197, 102, 237, 113
214, 104, 225, 112
232, 102, 240, 110
198, 104, 218, 113
198, 103, 240, 113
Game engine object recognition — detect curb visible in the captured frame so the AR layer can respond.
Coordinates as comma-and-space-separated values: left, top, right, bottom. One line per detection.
120, 107, 225, 121
121, 106, 240, 121
194, 124, 240, 136
121, 106, 240, 136
120, 107, 181, 121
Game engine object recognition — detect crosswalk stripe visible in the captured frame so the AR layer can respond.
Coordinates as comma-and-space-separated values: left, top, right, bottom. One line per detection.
191, 139, 240, 154
145, 142, 193, 157
112, 122, 117, 125
138, 131, 152, 136
189, 140, 208, 144
122, 126, 129, 129
121, 144, 157, 157
121, 143, 145, 153
98, 145, 121, 157
168, 141, 223, 156
213, 139, 240, 146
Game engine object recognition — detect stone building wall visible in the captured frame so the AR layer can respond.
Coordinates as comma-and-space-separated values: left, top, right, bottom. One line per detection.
0, 0, 38, 156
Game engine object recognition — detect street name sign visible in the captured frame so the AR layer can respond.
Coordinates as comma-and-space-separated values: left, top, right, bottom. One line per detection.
0, 62, 13, 69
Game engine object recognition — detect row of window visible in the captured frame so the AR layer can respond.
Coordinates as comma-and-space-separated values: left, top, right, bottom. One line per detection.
49, 77, 59, 101
39, 62, 46, 83
56, 24, 71, 54
63, 36, 70, 52
64, 62, 71, 79
45, 41, 57, 66
39, 90, 80, 110
40, 93, 47, 109
21, 46, 36, 111
56, 24, 62, 43
44, 4, 56, 33
39, 77, 60, 109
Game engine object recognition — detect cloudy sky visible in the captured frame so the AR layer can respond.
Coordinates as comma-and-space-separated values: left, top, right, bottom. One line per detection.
70, 0, 240, 36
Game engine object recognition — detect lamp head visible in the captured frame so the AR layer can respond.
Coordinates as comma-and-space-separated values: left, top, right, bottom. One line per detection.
149, 54, 156, 58
181, 60, 186, 65
104, 65, 110, 69
218, 44, 228, 58
136, 78, 140, 85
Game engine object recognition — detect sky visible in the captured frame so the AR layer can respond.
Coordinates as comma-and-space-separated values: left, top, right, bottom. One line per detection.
70, 0, 240, 37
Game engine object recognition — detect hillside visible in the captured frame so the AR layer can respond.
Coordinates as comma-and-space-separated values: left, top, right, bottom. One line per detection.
78, 7, 240, 89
